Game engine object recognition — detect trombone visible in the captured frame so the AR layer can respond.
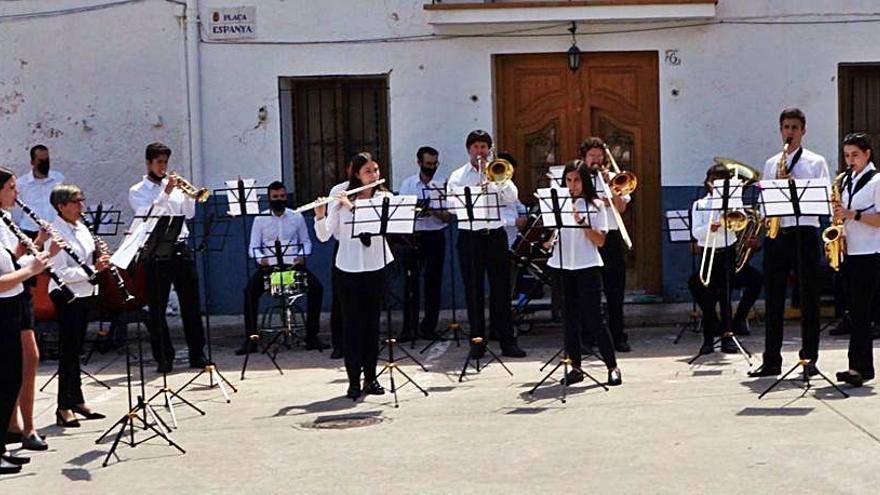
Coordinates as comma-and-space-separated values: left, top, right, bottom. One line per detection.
601, 144, 636, 249
699, 208, 750, 286
478, 147, 514, 187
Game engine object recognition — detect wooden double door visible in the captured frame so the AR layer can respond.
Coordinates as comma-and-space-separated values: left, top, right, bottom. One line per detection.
495, 51, 661, 294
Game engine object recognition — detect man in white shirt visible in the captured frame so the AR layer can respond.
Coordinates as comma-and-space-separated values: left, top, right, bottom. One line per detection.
236, 181, 327, 355
129, 142, 206, 373
749, 108, 830, 378
15, 144, 64, 237
398, 146, 449, 342
447, 130, 526, 359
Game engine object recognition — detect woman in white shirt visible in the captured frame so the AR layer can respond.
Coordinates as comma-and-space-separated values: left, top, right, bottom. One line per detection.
315, 152, 393, 399
833, 133, 880, 387
0, 166, 50, 474
547, 161, 621, 386
47, 184, 109, 426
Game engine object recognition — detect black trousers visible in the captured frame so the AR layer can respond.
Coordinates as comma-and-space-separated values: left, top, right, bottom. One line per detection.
688, 248, 734, 342
145, 244, 205, 364
844, 254, 880, 378
402, 229, 446, 337
732, 263, 763, 323
0, 295, 23, 455
338, 268, 384, 387
243, 265, 323, 338
561, 267, 617, 369
50, 291, 93, 409
457, 228, 514, 347
599, 230, 627, 344
762, 227, 821, 367
329, 243, 344, 352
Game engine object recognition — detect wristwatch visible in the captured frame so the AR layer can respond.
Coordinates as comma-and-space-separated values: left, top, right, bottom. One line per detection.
855, 211, 862, 222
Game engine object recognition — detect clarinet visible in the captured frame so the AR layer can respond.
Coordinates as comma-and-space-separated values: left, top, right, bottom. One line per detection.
80, 212, 134, 303
0, 211, 76, 303
16, 199, 98, 284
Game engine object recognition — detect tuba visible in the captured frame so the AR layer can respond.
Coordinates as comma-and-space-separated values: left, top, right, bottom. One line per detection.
169, 173, 210, 202
822, 169, 849, 271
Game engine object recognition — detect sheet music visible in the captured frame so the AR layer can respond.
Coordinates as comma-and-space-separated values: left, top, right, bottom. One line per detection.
225, 178, 261, 216
446, 186, 501, 223
665, 209, 693, 243
759, 178, 832, 217
350, 195, 418, 236
534, 187, 592, 227
547, 166, 565, 188
702, 178, 744, 211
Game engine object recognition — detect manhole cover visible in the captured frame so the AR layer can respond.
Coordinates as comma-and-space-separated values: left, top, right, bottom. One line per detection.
308, 415, 384, 430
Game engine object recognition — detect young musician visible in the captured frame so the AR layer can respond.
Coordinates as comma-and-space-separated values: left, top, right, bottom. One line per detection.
833, 133, 880, 387
750, 108, 830, 377
548, 161, 622, 386
129, 143, 207, 373
0, 167, 51, 474
689, 165, 743, 355
580, 137, 632, 352
446, 130, 526, 359
236, 181, 327, 354
315, 152, 392, 399
398, 146, 448, 342
47, 184, 109, 427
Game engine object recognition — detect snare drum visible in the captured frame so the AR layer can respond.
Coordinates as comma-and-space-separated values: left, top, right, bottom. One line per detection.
266, 270, 308, 297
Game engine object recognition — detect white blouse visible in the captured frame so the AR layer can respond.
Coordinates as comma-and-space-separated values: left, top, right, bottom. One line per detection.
547, 198, 608, 270
841, 163, 880, 255
48, 217, 98, 299
314, 190, 394, 273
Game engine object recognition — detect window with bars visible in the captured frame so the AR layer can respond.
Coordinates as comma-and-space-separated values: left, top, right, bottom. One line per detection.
281, 76, 390, 204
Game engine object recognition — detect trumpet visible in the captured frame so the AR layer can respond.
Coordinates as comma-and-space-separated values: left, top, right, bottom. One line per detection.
822, 169, 849, 271
169, 173, 210, 202
294, 179, 386, 213
765, 138, 792, 239
699, 209, 750, 286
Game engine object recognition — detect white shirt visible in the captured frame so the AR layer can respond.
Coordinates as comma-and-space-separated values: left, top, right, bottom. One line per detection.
691, 193, 738, 249
446, 161, 518, 231
593, 172, 631, 231
0, 211, 34, 298
129, 175, 195, 241
314, 190, 395, 273
547, 198, 608, 270
14, 170, 64, 232
249, 208, 311, 266
47, 217, 98, 299
398, 173, 448, 232
326, 181, 349, 241
503, 200, 527, 247
762, 147, 830, 229
0, 246, 24, 298
841, 163, 880, 255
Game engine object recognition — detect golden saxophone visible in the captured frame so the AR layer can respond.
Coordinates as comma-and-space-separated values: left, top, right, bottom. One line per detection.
765, 138, 792, 239
822, 169, 849, 271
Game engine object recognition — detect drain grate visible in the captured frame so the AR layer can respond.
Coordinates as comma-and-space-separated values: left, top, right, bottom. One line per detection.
307, 414, 384, 430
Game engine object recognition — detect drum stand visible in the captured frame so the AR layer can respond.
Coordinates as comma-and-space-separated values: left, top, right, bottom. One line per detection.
240, 286, 306, 379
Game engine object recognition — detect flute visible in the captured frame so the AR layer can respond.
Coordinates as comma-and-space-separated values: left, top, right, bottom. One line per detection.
294, 179, 386, 213
16, 199, 98, 284
80, 212, 134, 303
0, 211, 76, 303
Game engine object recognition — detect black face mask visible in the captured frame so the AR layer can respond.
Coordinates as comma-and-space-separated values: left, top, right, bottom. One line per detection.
269, 199, 287, 212
420, 166, 437, 179
36, 159, 50, 176
148, 171, 166, 182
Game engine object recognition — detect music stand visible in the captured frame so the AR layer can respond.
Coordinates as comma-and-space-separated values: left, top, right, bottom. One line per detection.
445, 185, 513, 382
139, 215, 207, 427
349, 194, 429, 408
240, 240, 310, 379
528, 188, 609, 402
175, 208, 237, 402
666, 209, 702, 344
687, 179, 753, 367
756, 178, 848, 399
418, 183, 461, 353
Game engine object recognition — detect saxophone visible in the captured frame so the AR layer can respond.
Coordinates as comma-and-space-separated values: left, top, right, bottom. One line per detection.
822, 169, 849, 271
765, 138, 792, 239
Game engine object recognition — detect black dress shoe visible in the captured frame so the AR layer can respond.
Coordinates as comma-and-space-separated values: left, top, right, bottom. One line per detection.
189, 352, 209, 369
699, 342, 715, 355
346, 385, 362, 400
748, 365, 781, 378
330, 348, 345, 360
614, 340, 632, 353
363, 380, 385, 395
4, 431, 21, 444
559, 369, 584, 385
234, 340, 258, 356
55, 410, 80, 428
732, 319, 750, 336
468, 343, 486, 360
0, 458, 22, 475
501, 343, 527, 358
836, 370, 864, 387
304, 337, 329, 351
72, 405, 106, 420
156, 361, 173, 374
0, 454, 30, 466
607, 368, 623, 386
21, 433, 48, 451
721, 336, 738, 354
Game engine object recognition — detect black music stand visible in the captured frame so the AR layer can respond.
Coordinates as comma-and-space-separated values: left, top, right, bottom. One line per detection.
139, 215, 206, 427
350, 194, 429, 407
528, 188, 609, 403
418, 183, 461, 353
666, 208, 702, 344
446, 185, 513, 382
756, 178, 848, 399
688, 179, 753, 367
240, 240, 310, 379
175, 209, 237, 402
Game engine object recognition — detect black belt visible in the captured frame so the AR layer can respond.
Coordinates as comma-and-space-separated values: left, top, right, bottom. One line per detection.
779, 226, 817, 235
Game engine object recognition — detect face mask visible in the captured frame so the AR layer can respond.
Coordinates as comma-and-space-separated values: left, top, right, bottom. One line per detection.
269, 199, 287, 212
148, 171, 166, 182
36, 159, 50, 176
420, 166, 437, 179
